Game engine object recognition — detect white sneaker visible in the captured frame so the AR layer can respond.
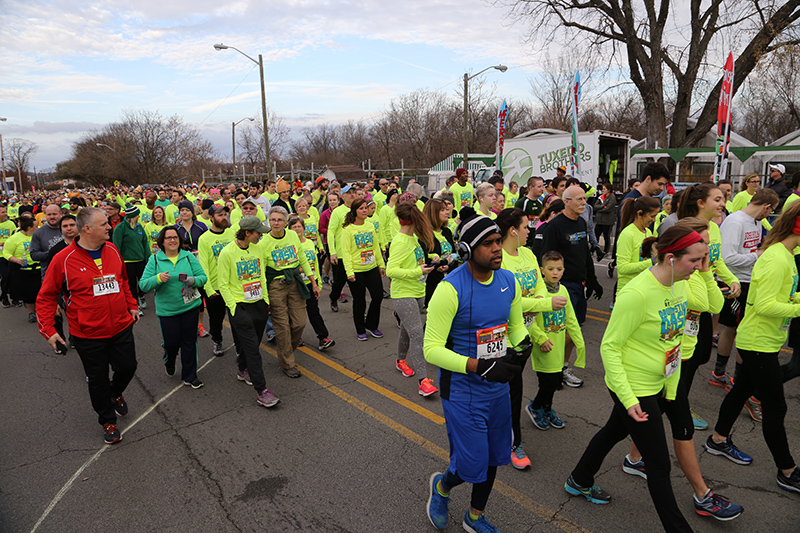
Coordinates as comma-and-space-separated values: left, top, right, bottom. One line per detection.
562, 366, 584, 388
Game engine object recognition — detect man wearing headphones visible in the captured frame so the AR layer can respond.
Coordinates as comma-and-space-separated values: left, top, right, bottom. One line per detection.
423, 207, 530, 532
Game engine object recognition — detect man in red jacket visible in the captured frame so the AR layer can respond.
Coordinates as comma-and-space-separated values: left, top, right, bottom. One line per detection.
37, 207, 140, 445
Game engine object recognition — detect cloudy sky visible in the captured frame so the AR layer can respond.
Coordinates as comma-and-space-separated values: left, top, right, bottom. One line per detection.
0, 0, 561, 170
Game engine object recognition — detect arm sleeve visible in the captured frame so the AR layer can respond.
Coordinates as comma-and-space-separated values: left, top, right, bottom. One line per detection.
565, 297, 586, 368
374, 231, 385, 269
36, 256, 63, 339
751, 261, 800, 318
138, 255, 160, 293
423, 282, 469, 373
217, 251, 236, 314
29, 232, 48, 262
188, 254, 208, 287
386, 242, 423, 281
340, 227, 356, 278
616, 230, 651, 277
600, 288, 645, 409
508, 282, 528, 348
296, 238, 314, 279
720, 219, 758, 272
328, 211, 342, 256
197, 241, 215, 293
713, 256, 740, 287
699, 270, 724, 314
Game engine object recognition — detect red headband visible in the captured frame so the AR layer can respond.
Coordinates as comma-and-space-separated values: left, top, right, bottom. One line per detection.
659, 231, 703, 255
793, 217, 800, 235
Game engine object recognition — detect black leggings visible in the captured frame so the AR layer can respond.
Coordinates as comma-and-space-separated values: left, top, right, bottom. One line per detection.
509, 351, 531, 447
329, 260, 347, 302
595, 224, 613, 254
571, 391, 692, 533
782, 347, 800, 382
531, 371, 562, 410
346, 268, 383, 334
714, 349, 795, 470
441, 466, 497, 512
678, 312, 712, 394
125, 260, 146, 300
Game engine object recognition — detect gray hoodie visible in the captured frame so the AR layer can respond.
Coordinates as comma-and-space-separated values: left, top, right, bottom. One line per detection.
30, 223, 64, 277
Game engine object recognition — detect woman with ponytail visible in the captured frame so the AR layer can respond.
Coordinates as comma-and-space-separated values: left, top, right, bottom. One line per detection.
386, 201, 438, 396
340, 198, 385, 341
676, 183, 740, 417
566, 225, 707, 532
616, 196, 661, 295
422, 198, 458, 306
707, 200, 800, 494
622, 217, 743, 521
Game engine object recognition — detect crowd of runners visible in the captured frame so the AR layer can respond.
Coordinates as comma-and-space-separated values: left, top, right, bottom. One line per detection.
2, 161, 800, 532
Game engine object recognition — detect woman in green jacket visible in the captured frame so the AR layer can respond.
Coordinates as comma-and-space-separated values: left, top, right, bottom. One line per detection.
140, 227, 207, 388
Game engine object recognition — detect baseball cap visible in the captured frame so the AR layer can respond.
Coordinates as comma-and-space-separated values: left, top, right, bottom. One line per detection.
770, 163, 786, 174
208, 204, 229, 215
341, 185, 354, 194
242, 197, 257, 207
238, 216, 268, 233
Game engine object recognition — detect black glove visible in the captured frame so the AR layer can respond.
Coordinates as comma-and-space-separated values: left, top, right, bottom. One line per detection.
585, 278, 604, 300
475, 358, 522, 383
503, 335, 533, 367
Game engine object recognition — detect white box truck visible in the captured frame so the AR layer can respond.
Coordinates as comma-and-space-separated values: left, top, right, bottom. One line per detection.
481, 129, 632, 189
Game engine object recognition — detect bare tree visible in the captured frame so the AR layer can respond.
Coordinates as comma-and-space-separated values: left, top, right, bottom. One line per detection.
499, 0, 800, 148
5, 138, 38, 174
238, 108, 290, 171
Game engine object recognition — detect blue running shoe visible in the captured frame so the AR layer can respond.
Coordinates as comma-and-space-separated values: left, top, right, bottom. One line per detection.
462, 511, 499, 533
622, 454, 647, 479
546, 408, 566, 429
426, 472, 449, 529
525, 401, 549, 431
693, 489, 743, 520
691, 409, 708, 430
565, 475, 611, 504
704, 436, 752, 465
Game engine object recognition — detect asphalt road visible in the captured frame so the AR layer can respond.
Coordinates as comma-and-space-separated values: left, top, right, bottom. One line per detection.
1, 258, 799, 533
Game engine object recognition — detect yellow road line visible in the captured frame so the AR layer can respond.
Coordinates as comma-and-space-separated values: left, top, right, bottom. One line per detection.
585, 312, 609, 323
587, 307, 611, 316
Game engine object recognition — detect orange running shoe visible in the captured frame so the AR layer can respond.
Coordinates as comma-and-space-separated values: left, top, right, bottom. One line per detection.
511, 445, 531, 470
418, 378, 438, 397
198, 324, 210, 338
396, 359, 415, 377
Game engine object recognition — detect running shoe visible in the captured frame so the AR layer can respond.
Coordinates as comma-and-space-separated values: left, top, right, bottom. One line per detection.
283, 367, 302, 378
103, 423, 121, 445
510, 445, 531, 470
462, 511, 499, 533
426, 472, 449, 529
366, 328, 383, 338
13, 300, 22, 307
396, 359, 415, 377
546, 408, 566, 429
330, 299, 339, 312
237, 368, 252, 386
297, 340, 305, 347
418, 378, 438, 397
339, 293, 348, 303
622, 454, 647, 479
112, 395, 128, 416
257, 388, 280, 408
564, 475, 611, 505
693, 489, 743, 520
165, 363, 175, 377
704, 436, 753, 465
322, 275, 330, 287
383, 289, 390, 299
265, 333, 276, 343
357, 333, 368, 341
525, 401, 549, 431
709, 371, 734, 392
139, 297, 147, 310
213, 342, 224, 356
711, 333, 719, 348
138, 309, 144, 317
319, 338, 335, 350
28, 312, 37, 323
184, 378, 204, 389
691, 408, 709, 430
198, 324, 210, 338
745, 397, 763, 422
1, 298, 10, 308
562, 366, 584, 388
777, 467, 800, 494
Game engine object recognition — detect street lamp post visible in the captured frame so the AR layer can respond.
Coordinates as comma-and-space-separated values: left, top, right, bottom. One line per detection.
214, 43, 270, 180
463, 65, 507, 174
96, 143, 115, 152
0, 118, 7, 193
232, 117, 255, 178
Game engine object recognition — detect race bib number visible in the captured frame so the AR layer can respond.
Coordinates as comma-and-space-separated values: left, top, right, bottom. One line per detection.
243, 281, 262, 301
665, 345, 681, 378
523, 312, 535, 329
93, 275, 120, 297
183, 287, 201, 304
360, 250, 375, 265
684, 310, 700, 337
476, 324, 507, 359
